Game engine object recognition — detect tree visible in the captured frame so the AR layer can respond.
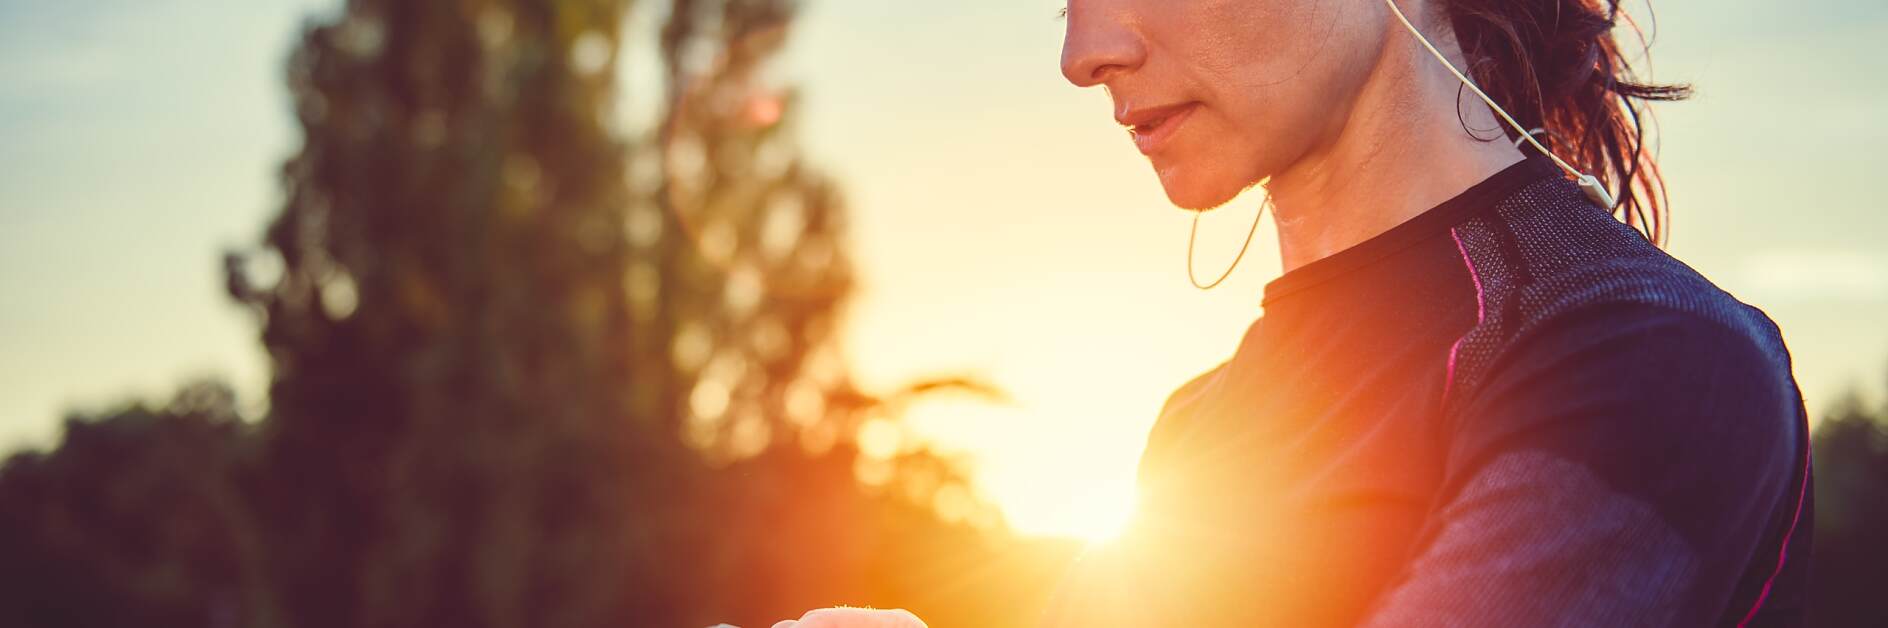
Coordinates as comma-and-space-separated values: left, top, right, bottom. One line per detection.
0, 381, 271, 628
643, 2, 1076, 625
1808, 383, 1888, 627
227, 2, 663, 626
2, 1, 1078, 626
228, 0, 1048, 625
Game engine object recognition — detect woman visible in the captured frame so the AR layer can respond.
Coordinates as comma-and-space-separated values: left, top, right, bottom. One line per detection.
773, 0, 1812, 626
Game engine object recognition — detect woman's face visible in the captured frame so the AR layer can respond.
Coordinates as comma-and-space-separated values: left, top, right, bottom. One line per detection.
1061, 0, 1386, 210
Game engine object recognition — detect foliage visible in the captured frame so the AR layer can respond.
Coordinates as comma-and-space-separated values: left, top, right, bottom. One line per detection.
0, 382, 268, 628
16, 0, 1882, 627
2, 1, 1075, 627
1807, 385, 1888, 627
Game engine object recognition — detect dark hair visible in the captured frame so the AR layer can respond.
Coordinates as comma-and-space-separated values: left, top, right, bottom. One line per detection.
1442, 0, 1690, 246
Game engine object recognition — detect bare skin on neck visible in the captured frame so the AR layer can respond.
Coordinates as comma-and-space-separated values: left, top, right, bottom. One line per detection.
1264, 24, 1524, 275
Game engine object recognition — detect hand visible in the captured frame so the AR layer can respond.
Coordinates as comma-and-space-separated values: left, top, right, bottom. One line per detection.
769, 607, 927, 628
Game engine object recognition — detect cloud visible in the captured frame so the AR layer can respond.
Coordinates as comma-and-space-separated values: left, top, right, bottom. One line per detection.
1736, 248, 1888, 303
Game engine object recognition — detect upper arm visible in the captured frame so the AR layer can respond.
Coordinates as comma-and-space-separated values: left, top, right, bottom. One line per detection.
1361, 301, 1805, 627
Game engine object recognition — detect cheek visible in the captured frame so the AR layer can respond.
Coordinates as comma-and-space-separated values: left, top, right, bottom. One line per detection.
1183, 0, 1336, 83
1193, 1, 1378, 160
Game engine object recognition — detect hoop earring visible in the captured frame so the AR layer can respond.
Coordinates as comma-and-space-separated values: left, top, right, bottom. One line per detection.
1186, 194, 1272, 290
1513, 127, 1548, 149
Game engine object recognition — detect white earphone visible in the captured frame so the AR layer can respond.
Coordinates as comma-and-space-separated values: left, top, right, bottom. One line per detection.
1188, 0, 1618, 290
1379, 0, 1618, 209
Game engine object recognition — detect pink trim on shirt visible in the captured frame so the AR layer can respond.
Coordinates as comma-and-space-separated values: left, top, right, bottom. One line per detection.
1736, 427, 1812, 627
1441, 227, 1484, 406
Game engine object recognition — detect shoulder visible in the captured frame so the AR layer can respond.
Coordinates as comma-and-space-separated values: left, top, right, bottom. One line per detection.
1448, 175, 1784, 398
1159, 359, 1229, 414
1447, 169, 1804, 432
1511, 263, 1791, 375
1451, 182, 1805, 479
1497, 239, 1796, 405
1457, 172, 1796, 405
1448, 277, 1805, 538
1460, 235, 1804, 455
1471, 295, 1799, 429
1436, 284, 1811, 621
1143, 360, 1230, 454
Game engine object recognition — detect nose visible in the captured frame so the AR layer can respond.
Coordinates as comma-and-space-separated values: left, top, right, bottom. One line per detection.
1059, 4, 1146, 88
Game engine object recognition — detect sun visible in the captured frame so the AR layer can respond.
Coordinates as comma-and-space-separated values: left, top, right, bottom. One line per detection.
1006, 482, 1139, 542
884, 389, 1156, 543
1073, 498, 1137, 542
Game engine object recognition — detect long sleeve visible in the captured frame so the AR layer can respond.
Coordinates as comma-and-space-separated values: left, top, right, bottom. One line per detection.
1359, 300, 1810, 627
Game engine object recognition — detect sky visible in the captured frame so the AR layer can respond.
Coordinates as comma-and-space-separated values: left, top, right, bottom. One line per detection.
2, 0, 1884, 539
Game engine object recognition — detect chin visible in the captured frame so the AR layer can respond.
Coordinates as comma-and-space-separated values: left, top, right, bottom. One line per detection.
1154, 164, 1247, 211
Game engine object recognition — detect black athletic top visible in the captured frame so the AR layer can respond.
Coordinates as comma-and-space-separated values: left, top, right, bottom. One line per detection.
1039, 153, 1813, 627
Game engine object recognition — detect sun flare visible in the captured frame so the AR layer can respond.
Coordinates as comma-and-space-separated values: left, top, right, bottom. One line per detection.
1010, 480, 1139, 542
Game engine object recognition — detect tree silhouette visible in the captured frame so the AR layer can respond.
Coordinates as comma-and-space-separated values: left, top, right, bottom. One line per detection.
1807, 382, 1888, 627
216, 0, 1053, 625
7, 2, 1059, 627
226, 1, 664, 626
0, 381, 268, 628
2, 0, 1884, 623
641, 1, 1076, 625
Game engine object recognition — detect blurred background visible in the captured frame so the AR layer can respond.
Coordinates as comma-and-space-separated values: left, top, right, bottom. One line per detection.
0, 0, 1883, 626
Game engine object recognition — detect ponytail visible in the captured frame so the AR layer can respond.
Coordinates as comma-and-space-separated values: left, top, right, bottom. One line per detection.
1442, 0, 1690, 246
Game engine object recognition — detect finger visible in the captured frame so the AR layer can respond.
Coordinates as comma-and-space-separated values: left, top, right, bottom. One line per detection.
880, 609, 924, 627
771, 622, 797, 628
796, 608, 926, 628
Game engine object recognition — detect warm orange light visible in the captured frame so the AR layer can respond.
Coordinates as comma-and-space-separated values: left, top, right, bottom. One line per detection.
890, 396, 1153, 541
1068, 492, 1136, 541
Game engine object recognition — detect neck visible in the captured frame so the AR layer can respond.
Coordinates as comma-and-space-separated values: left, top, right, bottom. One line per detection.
1264, 21, 1524, 275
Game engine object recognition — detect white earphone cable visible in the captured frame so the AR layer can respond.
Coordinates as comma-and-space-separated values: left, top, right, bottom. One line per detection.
1379, 0, 1618, 209
1187, 0, 1616, 291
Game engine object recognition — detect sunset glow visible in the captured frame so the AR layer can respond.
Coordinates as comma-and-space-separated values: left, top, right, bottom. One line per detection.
4, 0, 1886, 560
0, 1, 1883, 627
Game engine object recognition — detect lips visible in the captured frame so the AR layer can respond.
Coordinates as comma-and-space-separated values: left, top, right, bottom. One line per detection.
1119, 102, 1199, 155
